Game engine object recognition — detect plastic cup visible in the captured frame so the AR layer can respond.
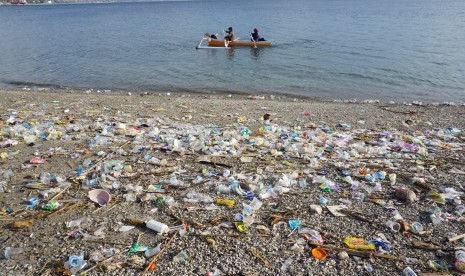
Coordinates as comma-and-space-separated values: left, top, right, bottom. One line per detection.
386, 221, 401, 232
411, 222, 423, 234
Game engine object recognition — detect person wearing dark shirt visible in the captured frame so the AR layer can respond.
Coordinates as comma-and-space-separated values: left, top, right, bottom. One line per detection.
224, 27, 234, 47
250, 28, 266, 42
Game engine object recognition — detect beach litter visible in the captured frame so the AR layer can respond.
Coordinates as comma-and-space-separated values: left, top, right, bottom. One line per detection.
0, 92, 464, 275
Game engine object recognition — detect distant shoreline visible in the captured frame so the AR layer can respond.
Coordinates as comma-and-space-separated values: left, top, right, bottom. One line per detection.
0, 0, 186, 5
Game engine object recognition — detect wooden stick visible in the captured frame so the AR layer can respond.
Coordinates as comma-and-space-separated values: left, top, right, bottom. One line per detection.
79, 253, 121, 275
82, 239, 131, 246
142, 231, 178, 275
448, 233, 465, 242
84, 141, 131, 174
188, 234, 269, 238
103, 203, 119, 213
49, 185, 71, 202
34, 260, 50, 276
46, 202, 81, 218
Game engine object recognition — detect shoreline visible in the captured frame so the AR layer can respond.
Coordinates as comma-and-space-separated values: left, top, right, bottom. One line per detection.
1, 89, 464, 275
3, 84, 465, 106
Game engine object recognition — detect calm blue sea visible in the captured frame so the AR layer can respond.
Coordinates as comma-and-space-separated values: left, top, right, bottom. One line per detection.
1, 0, 464, 102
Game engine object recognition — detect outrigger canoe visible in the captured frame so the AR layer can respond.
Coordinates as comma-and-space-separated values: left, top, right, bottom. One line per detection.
196, 35, 272, 49
208, 39, 272, 48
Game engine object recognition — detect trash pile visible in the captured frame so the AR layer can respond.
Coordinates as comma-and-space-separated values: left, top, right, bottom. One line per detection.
1, 94, 465, 275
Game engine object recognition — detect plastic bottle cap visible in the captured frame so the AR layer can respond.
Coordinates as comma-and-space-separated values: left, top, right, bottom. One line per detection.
312, 248, 327, 260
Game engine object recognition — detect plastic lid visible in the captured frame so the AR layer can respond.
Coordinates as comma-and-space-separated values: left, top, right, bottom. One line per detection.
312, 248, 327, 260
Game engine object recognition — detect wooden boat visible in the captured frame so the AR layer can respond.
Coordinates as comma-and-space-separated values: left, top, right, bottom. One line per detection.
196, 34, 272, 49
208, 39, 272, 48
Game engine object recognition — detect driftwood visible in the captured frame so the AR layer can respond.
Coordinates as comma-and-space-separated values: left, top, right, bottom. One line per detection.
448, 233, 465, 242
142, 231, 179, 275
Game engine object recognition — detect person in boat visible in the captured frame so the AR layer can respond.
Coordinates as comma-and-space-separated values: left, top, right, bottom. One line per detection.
250, 28, 266, 42
204, 33, 218, 41
224, 27, 234, 43
204, 33, 218, 39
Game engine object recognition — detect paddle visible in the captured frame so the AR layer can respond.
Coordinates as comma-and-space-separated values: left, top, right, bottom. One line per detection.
223, 29, 229, 48
223, 28, 238, 48
250, 33, 257, 48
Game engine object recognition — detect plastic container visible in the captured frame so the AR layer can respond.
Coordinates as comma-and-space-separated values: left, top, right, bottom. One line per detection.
4, 247, 24, 259
351, 191, 365, 202
65, 217, 90, 228
456, 250, 465, 261
312, 248, 327, 260
173, 250, 189, 262
386, 221, 401, 232
145, 244, 161, 257
26, 197, 39, 209
145, 220, 169, 234
215, 198, 235, 207
411, 222, 423, 234
64, 253, 87, 275
42, 201, 62, 211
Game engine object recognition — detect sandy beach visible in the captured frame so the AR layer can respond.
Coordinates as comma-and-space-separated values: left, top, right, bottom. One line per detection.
1, 89, 465, 275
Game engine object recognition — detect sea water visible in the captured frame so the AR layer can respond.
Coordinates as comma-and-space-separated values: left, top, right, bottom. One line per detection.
0, 0, 464, 103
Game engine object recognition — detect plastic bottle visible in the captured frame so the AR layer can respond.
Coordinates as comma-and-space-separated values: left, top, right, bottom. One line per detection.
64, 253, 87, 275
4, 247, 24, 259
215, 198, 235, 207
298, 178, 308, 188
145, 244, 161, 257
351, 191, 365, 202
65, 217, 90, 228
386, 221, 401, 232
250, 197, 263, 211
173, 250, 189, 262
42, 201, 62, 211
242, 204, 253, 216
319, 197, 329, 205
26, 197, 39, 209
39, 172, 51, 184
145, 220, 169, 234
411, 222, 423, 234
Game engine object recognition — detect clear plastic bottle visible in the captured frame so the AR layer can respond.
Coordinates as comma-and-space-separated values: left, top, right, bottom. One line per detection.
64, 253, 87, 275
145, 244, 162, 257
173, 250, 188, 262
4, 247, 24, 259
65, 217, 90, 228
145, 220, 169, 234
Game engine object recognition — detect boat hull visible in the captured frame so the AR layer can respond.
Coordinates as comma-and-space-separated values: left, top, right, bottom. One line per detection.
208, 40, 272, 47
